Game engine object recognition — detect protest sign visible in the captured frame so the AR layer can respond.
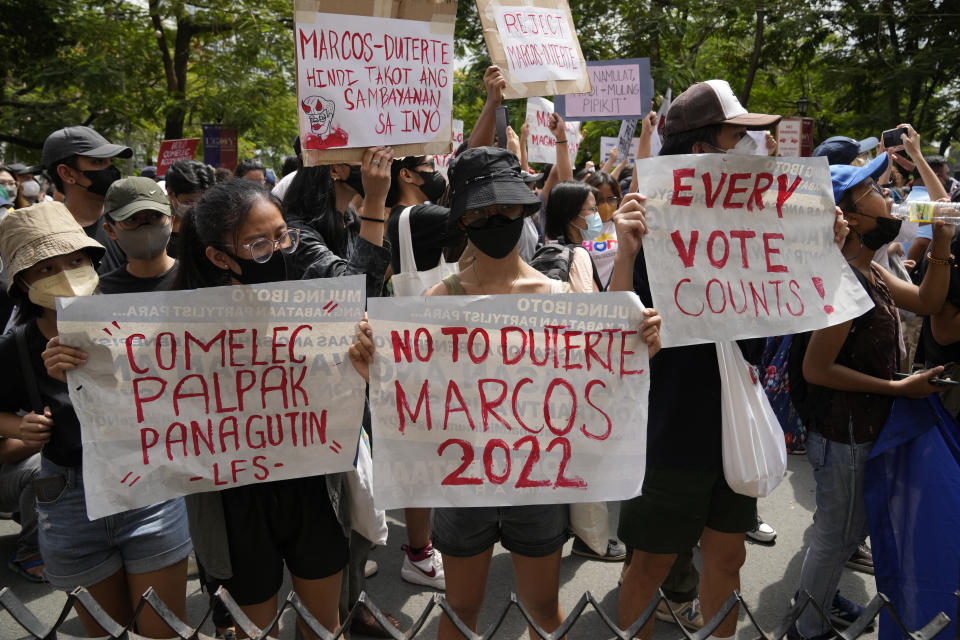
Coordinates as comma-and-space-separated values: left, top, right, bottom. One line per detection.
777, 118, 814, 157
525, 97, 581, 164
202, 124, 221, 167
156, 138, 200, 177
649, 87, 671, 157
635, 154, 874, 347
476, 0, 591, 99
294, 0, 457, 164
58, 276, 368, 519
219, 128, 238, 171
367, 292, 650, 509
435, 119, 464, 179
554, 58, 653, 121
200, 125, 237, 170
600, 135, 639, 164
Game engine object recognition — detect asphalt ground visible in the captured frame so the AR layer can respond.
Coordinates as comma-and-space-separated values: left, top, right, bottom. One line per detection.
0, 454, 878, 639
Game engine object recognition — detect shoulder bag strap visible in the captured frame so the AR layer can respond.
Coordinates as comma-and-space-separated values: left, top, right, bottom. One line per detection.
14, 325, 43, 413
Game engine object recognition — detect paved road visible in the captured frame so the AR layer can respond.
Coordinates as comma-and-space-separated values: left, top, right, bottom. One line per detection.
0, 455, 878, 639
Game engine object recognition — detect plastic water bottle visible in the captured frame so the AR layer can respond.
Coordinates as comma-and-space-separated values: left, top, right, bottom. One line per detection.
891, 201, 960, 224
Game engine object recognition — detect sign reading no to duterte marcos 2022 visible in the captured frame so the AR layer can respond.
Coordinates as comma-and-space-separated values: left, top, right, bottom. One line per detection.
367, 292, 650, 510
636, 154, 874, 347
57, 276, 367, 520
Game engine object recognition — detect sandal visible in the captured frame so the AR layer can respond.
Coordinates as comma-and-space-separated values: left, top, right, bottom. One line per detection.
8, 556, 46, 583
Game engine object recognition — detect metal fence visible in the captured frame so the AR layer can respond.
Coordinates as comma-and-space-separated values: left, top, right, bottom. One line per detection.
0, 586, 953, 640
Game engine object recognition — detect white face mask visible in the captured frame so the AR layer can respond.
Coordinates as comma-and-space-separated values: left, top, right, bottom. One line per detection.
27, 265, 99, 309
727, 134, 760, 155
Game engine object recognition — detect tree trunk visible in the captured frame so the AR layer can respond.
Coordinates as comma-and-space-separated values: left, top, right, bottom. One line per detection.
741, 8, 765, 108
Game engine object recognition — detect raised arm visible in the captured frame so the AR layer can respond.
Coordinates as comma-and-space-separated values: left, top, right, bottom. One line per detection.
467, 66, 506, 149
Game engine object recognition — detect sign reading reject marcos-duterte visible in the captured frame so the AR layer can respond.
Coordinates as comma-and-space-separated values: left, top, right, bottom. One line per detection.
58, 277, 367, 520
367, 292, 650, 510
636, 155, 874, 347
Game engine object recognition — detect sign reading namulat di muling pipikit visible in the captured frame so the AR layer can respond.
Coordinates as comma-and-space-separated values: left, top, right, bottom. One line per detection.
58, 276, 367, 519
635, 154, 874, 347
367, 292, 650, 510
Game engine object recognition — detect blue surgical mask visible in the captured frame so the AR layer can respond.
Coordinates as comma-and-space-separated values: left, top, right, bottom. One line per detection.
581, 212, 603, 242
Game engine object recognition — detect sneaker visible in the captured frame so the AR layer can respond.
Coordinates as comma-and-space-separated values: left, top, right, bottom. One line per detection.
401, 542, 445, 590
364, 559, 378, 578
655, 598, 705, 631
746, 517, 777, 544
571, 536, 627, 562
790, 591, 874, 632
845, 543, 874, 575
786, 622, 834, 640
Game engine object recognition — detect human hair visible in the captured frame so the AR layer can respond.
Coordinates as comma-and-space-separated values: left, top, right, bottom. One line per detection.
235, 159, 266, 179
165, 160, 216, 196
660, 124, 723, 156
0, 166, 28, 209
282, 165, 355, 257
281, 154, 300, 177
386, 155, 427, 207
543, 180, 598, 241
584, 170, 622, 199
173, 179, 280, 289
214, 168, 233, 182
925, 155, 947, 172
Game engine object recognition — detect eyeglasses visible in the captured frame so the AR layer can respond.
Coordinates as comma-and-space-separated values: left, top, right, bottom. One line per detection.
580, 205, 599, 215
601, 195, 621, 207
230, 228, 301, 263
113, 211, 170, 230
853, 182, 883, 207
462, 204, 524, 227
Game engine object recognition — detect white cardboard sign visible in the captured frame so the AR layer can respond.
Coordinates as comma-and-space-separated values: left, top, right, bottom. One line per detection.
634, 154, 874, 346
600, 135, 640, 164
526, 97, 581, 164
59, 277, 367, 519
367, 292, 650, 509
435, 119, 464, 179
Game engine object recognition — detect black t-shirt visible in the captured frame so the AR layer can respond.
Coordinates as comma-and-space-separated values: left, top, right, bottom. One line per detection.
632, 250, 762, 468
0, 322, 84, 467
386, 204, 451, 273
98, 263, 179, 295
916, 239, 960, 366
83, 215, 126, 275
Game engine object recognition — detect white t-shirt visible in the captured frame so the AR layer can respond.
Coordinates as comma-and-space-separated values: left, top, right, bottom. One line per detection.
579, 219, 618, 288
272, 170, 297, 201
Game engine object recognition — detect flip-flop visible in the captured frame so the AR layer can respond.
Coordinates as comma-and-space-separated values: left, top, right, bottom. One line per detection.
8, 557, 46, 583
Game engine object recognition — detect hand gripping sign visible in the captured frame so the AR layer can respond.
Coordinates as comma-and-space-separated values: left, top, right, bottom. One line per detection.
294, 0, 457, 164
367, 292, 650, 510
525, 97, 581, 164
635, 154, 874, 347
58, 276, 367, 520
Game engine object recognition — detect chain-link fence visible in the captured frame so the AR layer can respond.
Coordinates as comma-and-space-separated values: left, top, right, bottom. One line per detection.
0, 585, 953, 640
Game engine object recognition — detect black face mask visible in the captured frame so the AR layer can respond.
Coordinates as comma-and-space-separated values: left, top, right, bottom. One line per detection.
81, 165, 121, 197
859, 215, 902, 250
416, 170, 447, 203
464, 214, 525, 259
344, 165, 365, 198
230, 250, 288, 284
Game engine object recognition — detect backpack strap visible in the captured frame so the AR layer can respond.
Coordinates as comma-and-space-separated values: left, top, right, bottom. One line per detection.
14, 324, 43, 413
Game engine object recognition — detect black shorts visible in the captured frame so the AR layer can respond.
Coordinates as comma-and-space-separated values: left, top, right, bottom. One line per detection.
219, 476, 349, 605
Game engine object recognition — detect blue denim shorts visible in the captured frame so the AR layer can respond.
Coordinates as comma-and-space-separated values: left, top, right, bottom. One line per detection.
431, 504, 569, 558
36, 457, 193, 590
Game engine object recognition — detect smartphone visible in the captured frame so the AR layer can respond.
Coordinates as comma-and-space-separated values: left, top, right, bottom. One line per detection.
882, 127, 909, 149
495, 106, 508, 149
894, 372, 959, 386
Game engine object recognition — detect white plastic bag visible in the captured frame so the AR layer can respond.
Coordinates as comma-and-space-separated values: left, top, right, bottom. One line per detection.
569, 502, 609, 556
346, 429, 388, 545
716, 341, 787, 497
390, 205, 458, 297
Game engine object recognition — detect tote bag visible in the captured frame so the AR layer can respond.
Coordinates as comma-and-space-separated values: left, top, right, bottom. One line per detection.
390, 206, 458, 297
716, 341, 787, 497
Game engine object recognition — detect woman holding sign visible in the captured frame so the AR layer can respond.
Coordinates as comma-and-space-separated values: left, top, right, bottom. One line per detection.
0, 202, 192, 638
350, 146, 662, 639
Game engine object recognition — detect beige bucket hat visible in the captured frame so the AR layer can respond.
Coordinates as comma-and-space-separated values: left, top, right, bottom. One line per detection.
0, 201, 104, 291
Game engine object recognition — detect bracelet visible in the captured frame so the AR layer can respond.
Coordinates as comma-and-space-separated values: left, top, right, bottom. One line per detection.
360, 216, 385, 224
555, 139, 567, 144
926, 252, 954, 266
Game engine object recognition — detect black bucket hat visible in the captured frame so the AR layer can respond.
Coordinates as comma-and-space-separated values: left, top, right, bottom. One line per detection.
447, 147, 541, 225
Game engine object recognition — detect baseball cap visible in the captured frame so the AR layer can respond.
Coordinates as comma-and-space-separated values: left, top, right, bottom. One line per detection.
830, 153, 890, 205
664, 80, 781, 137
813, 136, 880, 166
41, 126, 132, 171
104, 177, 171, 221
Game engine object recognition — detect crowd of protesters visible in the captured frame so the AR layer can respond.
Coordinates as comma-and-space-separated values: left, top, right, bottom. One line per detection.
0, 66, 956, 640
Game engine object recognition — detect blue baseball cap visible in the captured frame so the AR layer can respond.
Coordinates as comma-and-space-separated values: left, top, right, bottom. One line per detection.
813, 135, 880, 166
830, 153, 890, 204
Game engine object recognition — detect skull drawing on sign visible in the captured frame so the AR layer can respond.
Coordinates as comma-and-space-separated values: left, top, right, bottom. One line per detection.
301, 95, 335, 136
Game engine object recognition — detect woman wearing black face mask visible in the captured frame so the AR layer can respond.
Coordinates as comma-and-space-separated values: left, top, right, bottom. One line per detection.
349, 146, 663, 640
791, 153, 955, 640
